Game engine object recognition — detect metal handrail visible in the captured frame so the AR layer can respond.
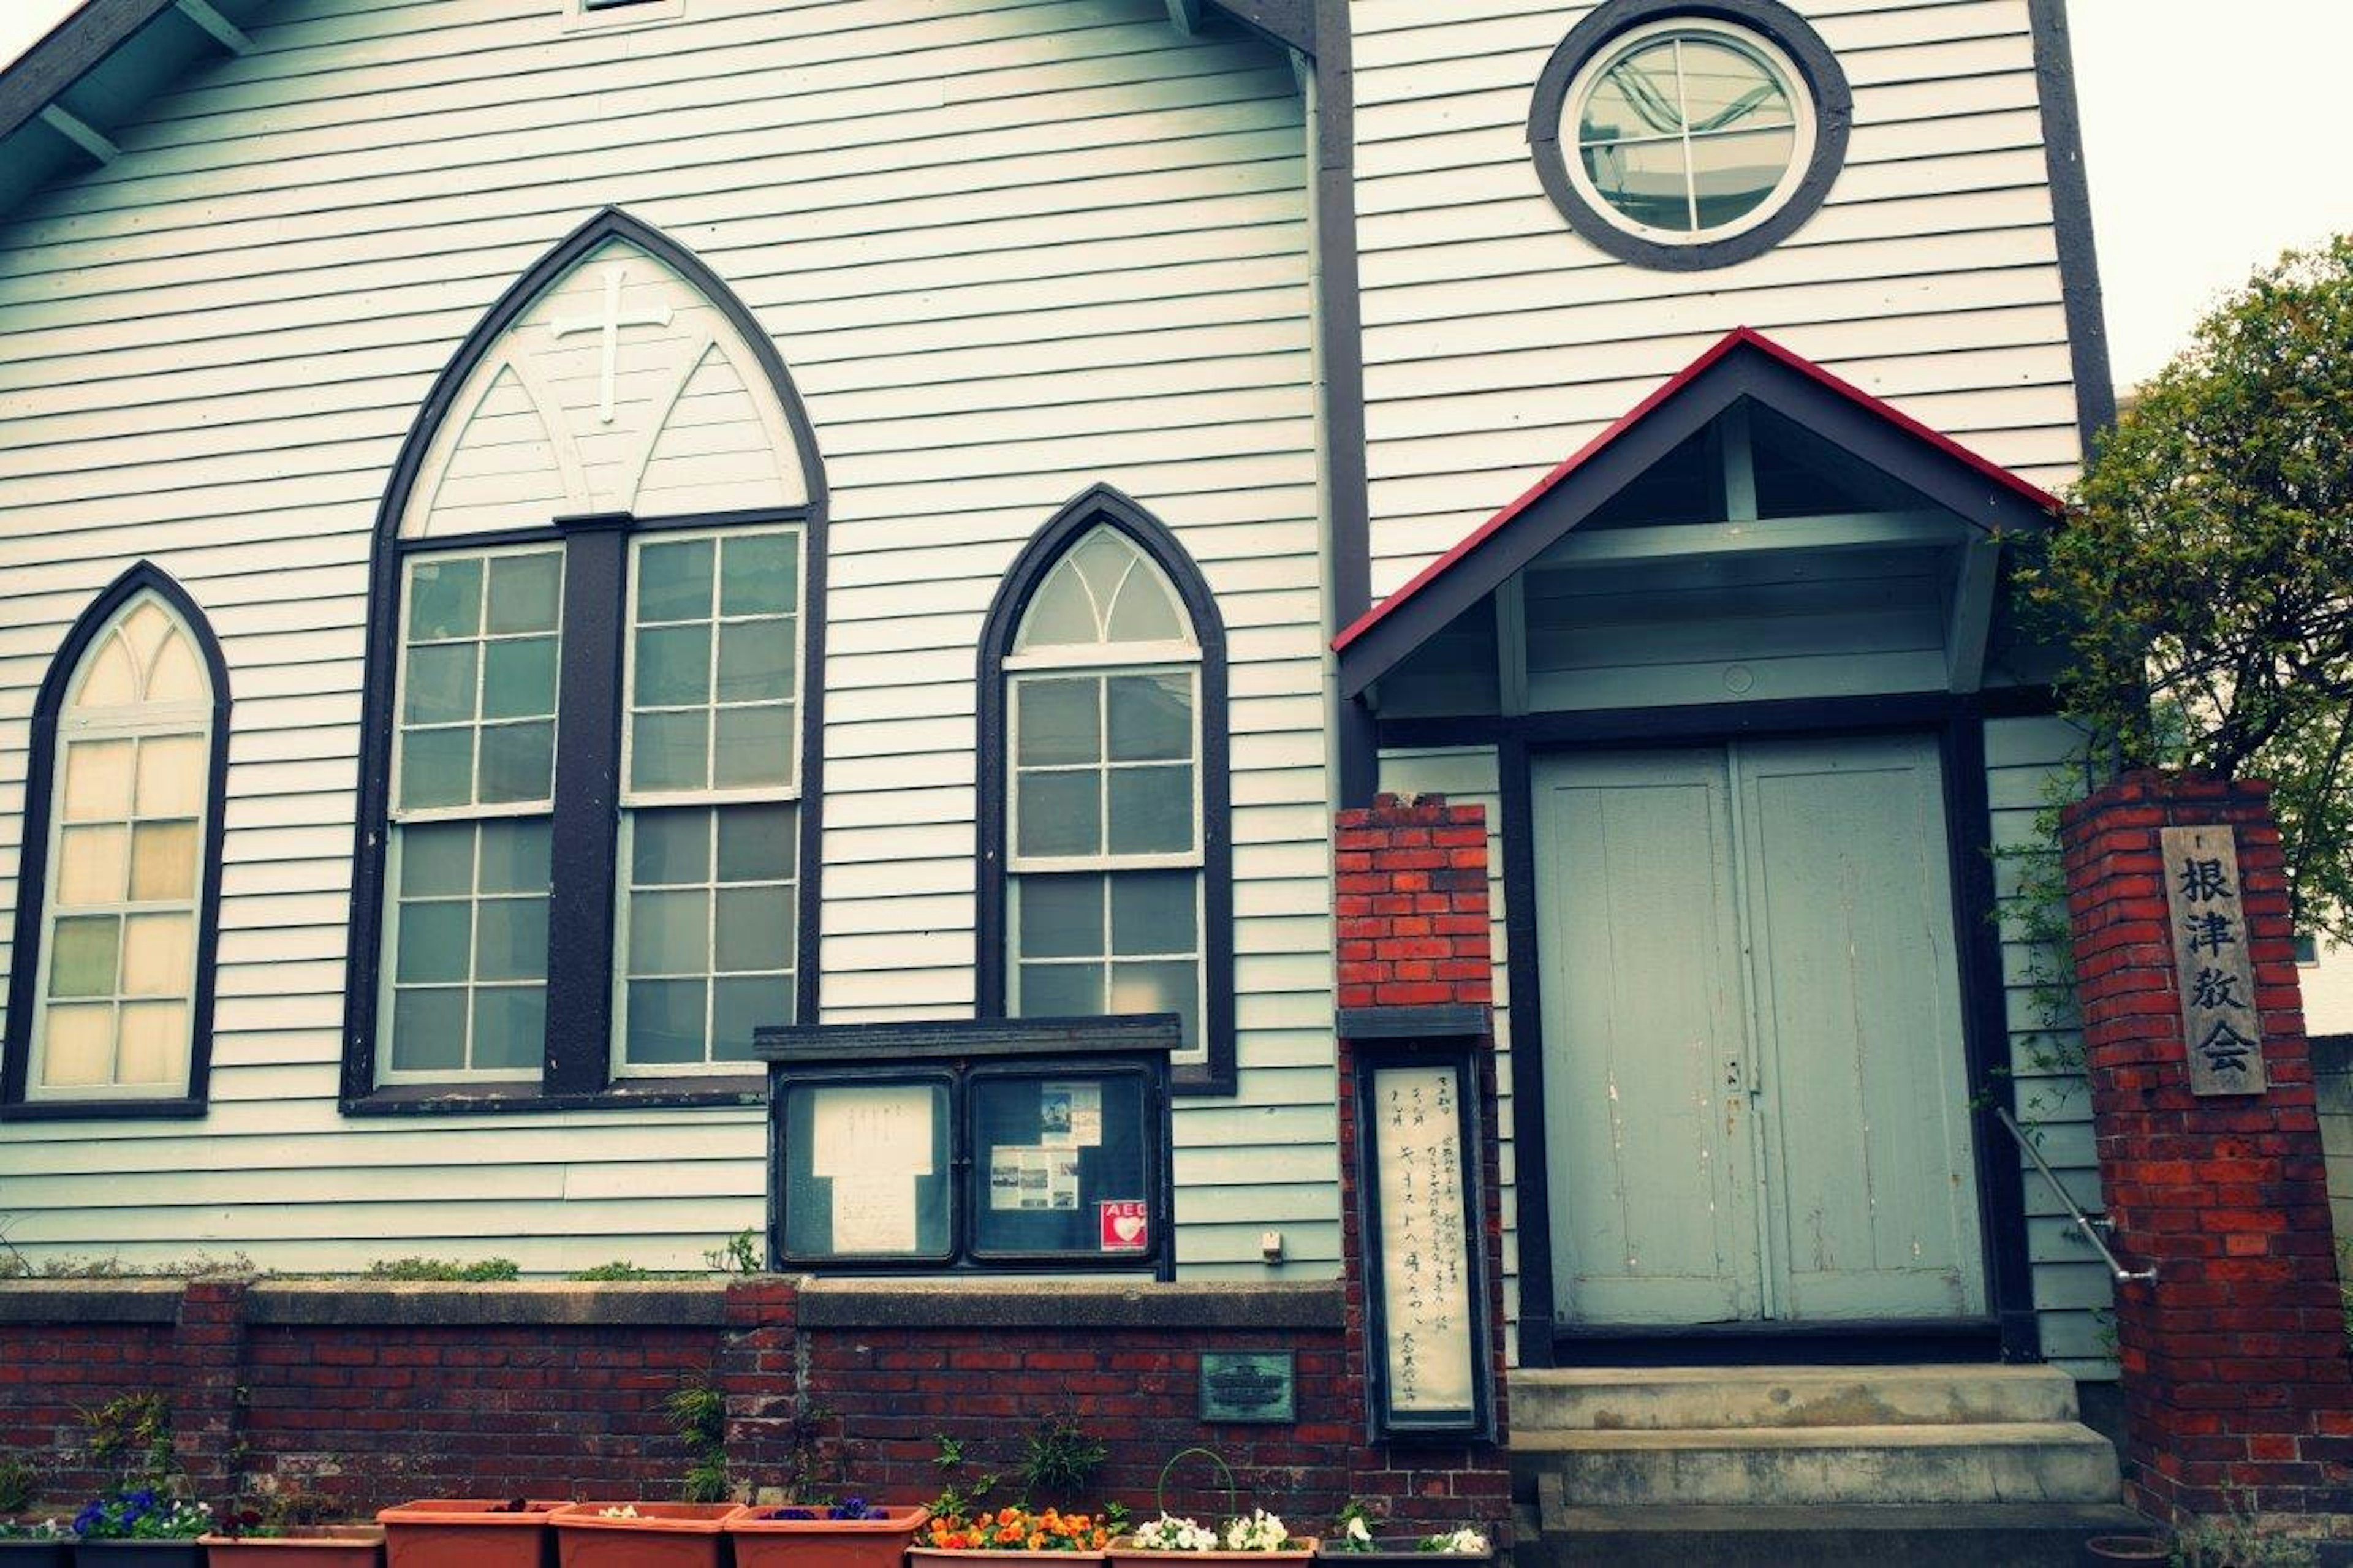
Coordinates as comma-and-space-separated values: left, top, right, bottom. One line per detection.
1994, 1106, 2158, 1286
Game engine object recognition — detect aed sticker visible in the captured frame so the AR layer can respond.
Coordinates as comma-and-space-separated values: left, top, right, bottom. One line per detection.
1099, 1200, 1149, 1252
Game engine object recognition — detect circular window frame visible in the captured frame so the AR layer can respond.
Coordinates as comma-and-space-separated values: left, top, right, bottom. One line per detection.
1528, 0, 1851, 271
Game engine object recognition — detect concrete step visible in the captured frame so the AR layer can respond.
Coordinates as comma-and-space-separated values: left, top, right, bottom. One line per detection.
1509, 1363, 2082, 1431
1520, 1421, 2122, 1507
1515, 1501, 2156, 1568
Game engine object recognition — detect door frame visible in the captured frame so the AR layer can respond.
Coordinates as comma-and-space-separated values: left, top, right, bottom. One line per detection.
1378, 688, 2047, 1368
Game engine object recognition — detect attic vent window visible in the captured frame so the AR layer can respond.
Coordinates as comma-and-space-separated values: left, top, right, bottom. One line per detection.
568, 0, 684, 29
1528, 1, 1851, 272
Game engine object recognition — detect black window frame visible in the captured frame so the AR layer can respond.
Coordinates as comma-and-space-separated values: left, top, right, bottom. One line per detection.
1, 562, 232, 1121
340, 208, 829, 1116
975, 485, 1237, 1097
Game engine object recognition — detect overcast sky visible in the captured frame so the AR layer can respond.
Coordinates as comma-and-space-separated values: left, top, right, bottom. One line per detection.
0, 1, 2346, 391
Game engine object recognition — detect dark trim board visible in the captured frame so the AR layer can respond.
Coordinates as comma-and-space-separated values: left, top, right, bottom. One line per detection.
2, 561, 232, 1118
1555, 1319, 2005, 1368
0, 0, 175, 145
2026, 0, 2118, 450
1375, 686, 2060, 752
972, 484, 1237, 1097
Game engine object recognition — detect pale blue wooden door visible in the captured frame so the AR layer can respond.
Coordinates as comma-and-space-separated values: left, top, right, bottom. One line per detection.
1536, 736, 1985, 1327
1535, 750, 1762, 1325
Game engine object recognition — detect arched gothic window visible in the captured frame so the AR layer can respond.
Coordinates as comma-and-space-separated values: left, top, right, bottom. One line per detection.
978, 487, 1233, 1094
5, 567, 229, 1112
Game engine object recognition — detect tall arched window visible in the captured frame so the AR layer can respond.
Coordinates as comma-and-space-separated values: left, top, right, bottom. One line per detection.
4, 566, 229, 1113
978, 487, 1233, 1094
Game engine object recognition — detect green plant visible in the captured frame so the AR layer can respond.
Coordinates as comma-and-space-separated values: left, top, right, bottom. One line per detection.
81, 1392, 175, 1487
0, 1250, 257, 1280
2170, 1492, 2320, 1567
667, 1374, 730, 1503
704, 1229, 763, 1275
0, 1452, 38, 1513
775, 1403, 847, 1504
1328, 1499, 1384, 1553
361, 1256, 520, 1281
1019, 1414, 1106, 1504
925, 1432, 1001, 1525
572, 1261, 656, 1281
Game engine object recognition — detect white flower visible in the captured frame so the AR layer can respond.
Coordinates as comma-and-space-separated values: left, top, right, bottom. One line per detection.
1135, 1514, 1219, 1551
1223, 1510, 1294, 1552
597, 1505, 641, 1520
1418, 1529, 1488, 1555
1347, 1518, 1373, 1547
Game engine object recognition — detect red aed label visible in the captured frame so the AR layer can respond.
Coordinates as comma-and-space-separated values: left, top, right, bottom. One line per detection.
1099, 1200, 1149, 1252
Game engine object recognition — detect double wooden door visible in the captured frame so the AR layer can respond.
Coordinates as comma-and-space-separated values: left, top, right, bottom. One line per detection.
1534, 734, 1985, 1328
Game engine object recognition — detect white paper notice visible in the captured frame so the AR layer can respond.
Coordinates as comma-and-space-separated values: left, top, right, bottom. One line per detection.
1373, 1064, 1475, 1415
809, 1084, 934, 1178
829, 1170, 916, 1254
1041, 1082, 1103, 1147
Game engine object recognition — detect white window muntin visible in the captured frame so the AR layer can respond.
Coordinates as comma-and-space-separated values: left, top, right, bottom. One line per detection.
26, 598, 212, 1102
375, 818, 552, 1085
1005, 662, 1203, 875
1007, 869, 1205, 1055
387, 543, 565, 826
1559, 17, 1816, 246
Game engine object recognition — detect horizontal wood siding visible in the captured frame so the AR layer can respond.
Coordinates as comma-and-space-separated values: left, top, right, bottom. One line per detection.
0, 0, 1331, 1276
1351, 0, 2091, 595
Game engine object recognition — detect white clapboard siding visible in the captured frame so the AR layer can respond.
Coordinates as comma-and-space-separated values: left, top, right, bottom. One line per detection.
1352, 0, 2088, 597
0, 0, 1333, 1280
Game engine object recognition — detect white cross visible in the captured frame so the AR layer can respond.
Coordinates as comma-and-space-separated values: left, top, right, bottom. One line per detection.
550, 264, 675, 424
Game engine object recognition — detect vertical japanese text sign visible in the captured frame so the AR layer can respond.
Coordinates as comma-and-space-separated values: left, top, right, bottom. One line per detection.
2159, 825, 2268, 1097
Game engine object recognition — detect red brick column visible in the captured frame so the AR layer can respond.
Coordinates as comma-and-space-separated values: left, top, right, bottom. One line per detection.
1333, 793, 1511, 1541
719, 1276, 800, 1485
171, 1276, 252, 1502
2060, 771, 2353, 1526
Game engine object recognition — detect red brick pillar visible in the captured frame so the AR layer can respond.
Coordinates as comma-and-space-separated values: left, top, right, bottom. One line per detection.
1333, 794, 1511, 1540
172, 1276, 251, 1502
719, 1277, 799, 1490
2060, 771, 2353, 1526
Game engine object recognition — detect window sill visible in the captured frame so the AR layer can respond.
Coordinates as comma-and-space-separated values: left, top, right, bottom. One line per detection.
0, 1096, 208, 1122
343, 1076, 766, 1117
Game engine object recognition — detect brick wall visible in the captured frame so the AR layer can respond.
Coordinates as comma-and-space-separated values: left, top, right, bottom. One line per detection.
2060, 771, 2353, 1526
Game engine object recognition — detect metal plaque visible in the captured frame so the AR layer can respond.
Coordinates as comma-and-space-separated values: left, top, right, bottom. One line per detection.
1199, 1350, 1295, 1424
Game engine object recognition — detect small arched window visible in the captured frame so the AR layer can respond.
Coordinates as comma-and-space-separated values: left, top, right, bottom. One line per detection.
6, 569, 228, 1112
979, 488, 1233, 1094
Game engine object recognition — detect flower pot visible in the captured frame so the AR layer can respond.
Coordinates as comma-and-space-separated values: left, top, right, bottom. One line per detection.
0, 1540, 70, 1568
547, 1503, 740, 1568
376, 1499, 562, 1568
201, 1526, 386, 1567
2083, 1537, 2170, 1566
729, 1505, 930, 1568
1318, 1549, 1491, 1566
1107, 1538, 1319, 1568
75, 1545, 209, 1568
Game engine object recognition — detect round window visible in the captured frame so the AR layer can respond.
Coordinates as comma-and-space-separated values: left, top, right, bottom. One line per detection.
1529, 1, 1850, 271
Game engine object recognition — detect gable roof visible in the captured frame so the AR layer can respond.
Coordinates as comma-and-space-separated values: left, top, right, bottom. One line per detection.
1332, 327, 2065, 700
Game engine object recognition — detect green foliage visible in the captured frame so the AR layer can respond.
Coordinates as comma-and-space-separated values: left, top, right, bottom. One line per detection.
1018, 1414, 1107, 1504
925, 1432, 1001, 1524
0, 1251, 257, 1280
570, 1261, 657, 1281
777, 1404, 847, 1504
2170, 1493, 2320, 1567
0, 1452, 38, 1514
360, 1256, 521, 1282
666, 1374, 731, 1504
81, 1393, 175, 1487
703, 1229, 763, 1275
2028, 235, 2353, 936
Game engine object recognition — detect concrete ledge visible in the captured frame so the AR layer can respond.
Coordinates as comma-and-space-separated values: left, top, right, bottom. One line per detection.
0, 1278, 186, 1324
243, 1280, 730, 1328
797, 1278, 1344, 1330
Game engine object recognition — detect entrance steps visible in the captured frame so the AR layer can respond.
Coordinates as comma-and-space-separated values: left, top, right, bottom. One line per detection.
1511, 1365, 2146, 1568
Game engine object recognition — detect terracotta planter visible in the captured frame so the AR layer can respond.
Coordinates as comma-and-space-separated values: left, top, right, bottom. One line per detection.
74, 1545, 210, 1568
2083, 1537, 2170, 1566
201, 1526, 386, 1566
729, 1506, 930, 1568
1107, 1537, 1319, 1568
547, 1503, 740, 1568
376, 1499, 562, 1568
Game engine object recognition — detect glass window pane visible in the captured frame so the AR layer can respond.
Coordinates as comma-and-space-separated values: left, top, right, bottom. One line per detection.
1106, 674, 1192, 762
713, 974, 792, 1061
1107, 765, 1194, 854
781, 1080, 950, 1259
1689, 126, 1796, 229
1111, 870, 1197, 956
121, 603, 171, 666
1105, 564, 1184, 643
635, 624, 711, 708
1016, 874, 1104, 958
632, 710, 710, 793
1581, 42, 1683, 143
145, 632, 206, 704
1017, 961, 1103, 1018
129, 822, 200, 902
396, 901, 472, 985
1111, 958, 1199, 1048
63, 739, 134, 822
409, 558, 483, 642
972, 1074, 1148, 1257
629, 888, 710, 976
482, 637, 558, 721
486, 551, 562, 635
1679, 39, 1790, 134
626, 978, 708, 1064
39, 1004, 114, 1087
58, 825, 128, 906
477, 721, 555, 805
638, 538, 715, 623
121, 912, 194, 997
1582, 137, 1692, 231
49, 916, 119, 998
716, 620, 795, 704
474, 897, 549, 983
75, 637, 138, 709
116, 1001, 184, 1084
714, 885, 792, 974
1017, 678, 1100, 766
633, 808, 712, 887
400, 823, 475, 896
1017, 772, 1101, 857
479, 820, 553, 894
135, 734, 207, 816
471, 987, 546, 1071
403, 643, 478, 727
714, 704, 794, 789
716, 803, 796, 882
1070, 532, 1135, 612
721, 531, 798, 616
388, 987, 467, 1074
399, 727, 474, 811
1015, 561, 1100, 650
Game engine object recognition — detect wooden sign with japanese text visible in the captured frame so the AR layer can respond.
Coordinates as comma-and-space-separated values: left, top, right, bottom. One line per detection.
2161, 825, 2268, 1096
1360, 1055, 1491, 1437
